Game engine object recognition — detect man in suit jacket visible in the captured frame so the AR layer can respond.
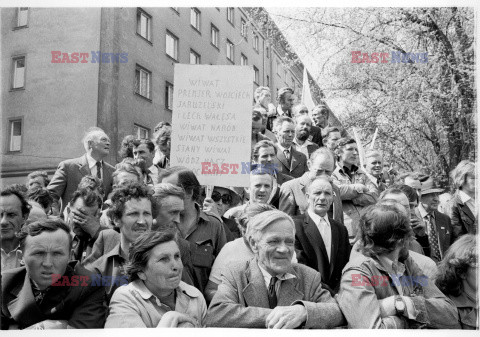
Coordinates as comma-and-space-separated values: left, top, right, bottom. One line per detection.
450, 191, 477, 240
266, 87, 295, 131
416, 178, 454, 262
280, 148, 343, 223
48, 127, 115, 215
292, 114, 320, 159
1, 219, 106, 329
252, 140, 293, 188
206, 210, 345, 329
273, 116, 308, 179
294, 177, 350, 292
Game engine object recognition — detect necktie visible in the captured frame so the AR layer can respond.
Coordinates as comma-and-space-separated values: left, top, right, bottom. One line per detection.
426, 214, 441, 261
284, 149, 291, 166
268, 276, 278, 309
95, 161, 102, 179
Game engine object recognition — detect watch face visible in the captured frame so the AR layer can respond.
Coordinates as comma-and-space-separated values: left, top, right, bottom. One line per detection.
396, 299, 406, 311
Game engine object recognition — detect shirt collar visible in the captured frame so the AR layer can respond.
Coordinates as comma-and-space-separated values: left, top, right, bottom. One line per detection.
450, 292, 477, 308
417, 203, 434, 218
277, 105, 289, 116
0, 245, 21, 254
336, 162, 359, 175
377, 254, 406, 276
277, 143, 292, 153
366, 172, 379, 187
307, 209, 330, 227
86, 153, 101, 170
257, 261, 296, 284
132, 279, 199, 301
458, 190, 472, 204
293, 138, 313, 147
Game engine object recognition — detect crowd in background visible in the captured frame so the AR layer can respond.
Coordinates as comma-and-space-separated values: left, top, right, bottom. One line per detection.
0, 85, 477, 329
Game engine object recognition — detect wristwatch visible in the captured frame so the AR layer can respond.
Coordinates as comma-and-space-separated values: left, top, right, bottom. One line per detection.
394, 295, 406, 316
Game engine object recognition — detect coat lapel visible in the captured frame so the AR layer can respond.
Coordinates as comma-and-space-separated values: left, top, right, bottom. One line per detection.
8, 271, 46, 327
434, 211, 449, 254
78, 155, 91, 177
277, 274, 304, 306
303, 215, 329, 280
276, 148, 290, 172
329, 218, 339, 277
289, 149, 301, 172
459, 202, 475, 224
243, 260, 270, 308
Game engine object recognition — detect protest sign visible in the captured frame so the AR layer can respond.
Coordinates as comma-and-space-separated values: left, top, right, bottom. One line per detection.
170, 64, 253, 187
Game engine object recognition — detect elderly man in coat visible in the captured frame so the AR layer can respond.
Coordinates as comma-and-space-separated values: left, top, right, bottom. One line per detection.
206, 210, 345, 329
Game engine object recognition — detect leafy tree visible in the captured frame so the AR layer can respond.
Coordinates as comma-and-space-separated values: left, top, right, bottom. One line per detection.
260, 7, 475, 184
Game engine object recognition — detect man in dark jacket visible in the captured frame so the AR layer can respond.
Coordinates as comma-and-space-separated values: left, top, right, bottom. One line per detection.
1, 219, 106, 329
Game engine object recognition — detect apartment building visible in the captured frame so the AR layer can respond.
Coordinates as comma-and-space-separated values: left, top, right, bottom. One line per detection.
1, 7, 336, 185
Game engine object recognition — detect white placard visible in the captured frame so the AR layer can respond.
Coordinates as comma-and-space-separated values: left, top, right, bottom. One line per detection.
171, 64, 253, 187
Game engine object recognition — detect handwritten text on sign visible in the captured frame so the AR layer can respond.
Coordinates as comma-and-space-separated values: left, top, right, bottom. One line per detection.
171, 64, 253, 187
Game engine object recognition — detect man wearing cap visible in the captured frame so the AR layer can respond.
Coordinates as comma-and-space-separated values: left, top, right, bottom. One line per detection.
416, 177, 454, 262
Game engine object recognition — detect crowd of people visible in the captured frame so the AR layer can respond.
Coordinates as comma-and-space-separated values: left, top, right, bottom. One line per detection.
0, 85, 477, 329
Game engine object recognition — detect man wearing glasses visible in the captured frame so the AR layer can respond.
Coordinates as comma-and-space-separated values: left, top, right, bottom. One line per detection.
204, 186, 243, 242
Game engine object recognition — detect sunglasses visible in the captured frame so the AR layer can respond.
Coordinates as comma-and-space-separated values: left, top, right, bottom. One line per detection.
211, 191, 233, 205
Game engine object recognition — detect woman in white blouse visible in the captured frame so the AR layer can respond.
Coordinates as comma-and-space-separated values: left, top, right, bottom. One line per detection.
105, 231, 206, 328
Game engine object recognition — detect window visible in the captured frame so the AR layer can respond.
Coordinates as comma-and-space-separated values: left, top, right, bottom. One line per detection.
17, 7, 28, 27
266, 75, 270, 87
8, 119, 22, 152
266, 46, 270, 58
12, 56, 25, 89
276, 59, 281, 76
253, 66, 259, 84
241, 19, 247, 38
226, 39, 234, 62
190, 49, 200, 64
136, 9, 151, 42
190, 8, 201, 32
133, 124, 149, 139
284, 69, 288, 82
211, 24, 219, 48
165, 82, 174, 110
240, 54, 247, 66
253, 34, 259, 51
166, 31, 178, 61
135, 65, 151, 99
227, 8, 234, 24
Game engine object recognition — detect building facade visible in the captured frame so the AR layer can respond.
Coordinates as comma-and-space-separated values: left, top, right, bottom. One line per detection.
1, 7, 338, 185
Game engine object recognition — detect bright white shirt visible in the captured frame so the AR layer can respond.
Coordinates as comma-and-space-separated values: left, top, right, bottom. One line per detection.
308, 209, 332, 261
86, 153, 102, 179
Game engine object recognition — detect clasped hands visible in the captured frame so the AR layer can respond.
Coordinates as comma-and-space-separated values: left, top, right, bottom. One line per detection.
265, 304, 307, 329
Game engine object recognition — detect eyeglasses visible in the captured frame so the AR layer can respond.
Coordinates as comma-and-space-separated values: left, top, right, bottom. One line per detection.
211, 191, 233, 205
